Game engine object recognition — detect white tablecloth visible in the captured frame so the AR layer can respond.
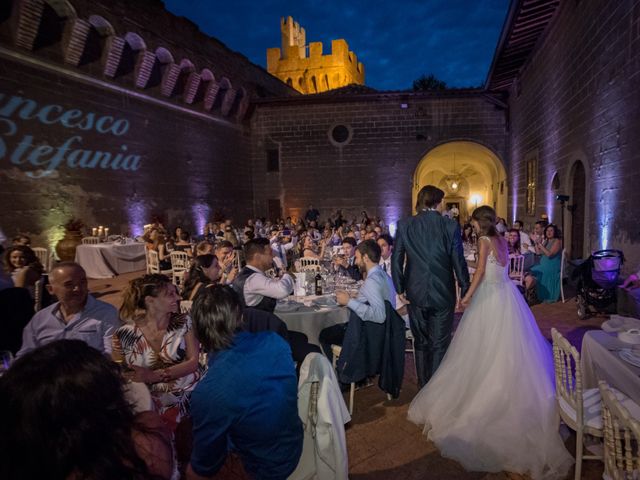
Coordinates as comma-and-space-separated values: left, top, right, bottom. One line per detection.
276, 301, 349, 346
75, 242, 147, 279
581, 330, 640, 404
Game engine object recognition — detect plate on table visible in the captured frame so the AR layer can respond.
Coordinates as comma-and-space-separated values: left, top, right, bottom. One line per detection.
619, 349, 640, 368
618, 329, 640, 344
603, 316, 640, 333
313, 296, 338, 307
275, 302, 300, 313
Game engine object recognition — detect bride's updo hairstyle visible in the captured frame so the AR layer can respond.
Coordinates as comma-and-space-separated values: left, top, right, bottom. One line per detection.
471, 206, 498, 237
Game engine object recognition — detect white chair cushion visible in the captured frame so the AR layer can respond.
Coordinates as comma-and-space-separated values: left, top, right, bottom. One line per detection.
558, 387, 640, 431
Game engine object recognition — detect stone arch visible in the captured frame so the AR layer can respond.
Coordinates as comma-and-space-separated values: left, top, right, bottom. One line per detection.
208, 76, 232, 113
69, 14, 114, 66
564, 157, 590, 258
323, 74, 329, 91
143, 46, 174, 89
286, 77, 292, 87
311, 75, 318, 93
161, 57, 195, 97
412, 141, 508, 220
113, 31, 147, 79
233, 87, 250, 120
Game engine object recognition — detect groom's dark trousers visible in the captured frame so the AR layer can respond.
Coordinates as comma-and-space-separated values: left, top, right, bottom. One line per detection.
407, 304, 454, 387
391, 209, 470, 388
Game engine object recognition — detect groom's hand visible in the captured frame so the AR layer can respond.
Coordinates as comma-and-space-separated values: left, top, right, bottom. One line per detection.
398, 293, 410, 305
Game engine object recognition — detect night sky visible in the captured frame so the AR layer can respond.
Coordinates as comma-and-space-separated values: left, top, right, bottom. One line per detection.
164, 0, 510, 91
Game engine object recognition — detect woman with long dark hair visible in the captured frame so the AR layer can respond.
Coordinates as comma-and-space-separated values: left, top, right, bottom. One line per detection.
0, 339, 174, 479
3, 245, 43, 296
407, 206, 572, 479
525, 224, 563, 303
181, 254, 221, 301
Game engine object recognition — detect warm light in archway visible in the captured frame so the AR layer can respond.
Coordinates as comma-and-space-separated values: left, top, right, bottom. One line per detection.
470, 194, 482, 207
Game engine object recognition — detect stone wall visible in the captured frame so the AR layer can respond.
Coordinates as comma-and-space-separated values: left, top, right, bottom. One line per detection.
0, 58, 252, 249
0, 0, 294, 249
508, 0, 640, 269
250, 92, 508, 227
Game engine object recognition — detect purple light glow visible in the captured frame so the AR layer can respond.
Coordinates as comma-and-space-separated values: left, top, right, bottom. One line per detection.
192, 203, 210, 236
126, 197, 146, 237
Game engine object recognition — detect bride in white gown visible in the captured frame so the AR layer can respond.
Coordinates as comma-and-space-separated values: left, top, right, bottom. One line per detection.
407, 206, 573, 480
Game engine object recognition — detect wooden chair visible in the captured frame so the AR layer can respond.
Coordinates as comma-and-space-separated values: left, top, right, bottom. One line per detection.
331, 343, 393, 416
33, 277, 44, 312
169, 251, 190, 289
599, 380, 640, 480
551, 328, 603, 479
405, 329, 417, 377
31, 247, 49, 272
299, 257, 321, 272
81, 237, 100, 245
508, 254, 525, 286
147, 250, 172, 276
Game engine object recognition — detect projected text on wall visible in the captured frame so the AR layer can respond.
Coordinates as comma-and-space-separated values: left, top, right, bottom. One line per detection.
0, 92, 142, 178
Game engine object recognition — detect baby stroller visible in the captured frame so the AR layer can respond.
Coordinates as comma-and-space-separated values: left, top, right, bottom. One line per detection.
574, 249, 625, 319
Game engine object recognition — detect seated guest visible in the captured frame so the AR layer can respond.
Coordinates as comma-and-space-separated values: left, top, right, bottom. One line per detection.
300, 234, 321, 259
333, 237, 362, 281
214, 240, 239, 285
186, 286, 303, 480
182, 254, 221, 301
233, 238, 293, 313
319, 240, 395, 359
3, 245, 43, 297
173, 231, 193, 256
17, 262, 118, 357
377, 234, 393, 274
461, 223, 475, 246
12, 234, 31, 246
512, 220, 533, 252
270, 229, 297, 271
0, 339, 175, 480
525, 224, 563, 303
528, 220, 548, 253
195, 240, 214, 256
116, 274, 201, 428
144, 228, 171, 270
506, 229, 522, 256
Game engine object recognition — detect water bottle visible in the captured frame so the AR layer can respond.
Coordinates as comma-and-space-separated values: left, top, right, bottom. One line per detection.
315, 272, 323, 295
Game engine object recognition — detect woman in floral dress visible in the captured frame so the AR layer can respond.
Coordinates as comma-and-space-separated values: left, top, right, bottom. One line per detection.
113, 274, 202, 429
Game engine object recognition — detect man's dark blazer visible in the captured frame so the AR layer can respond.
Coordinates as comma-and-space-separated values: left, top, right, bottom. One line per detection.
391, 210, 470, 308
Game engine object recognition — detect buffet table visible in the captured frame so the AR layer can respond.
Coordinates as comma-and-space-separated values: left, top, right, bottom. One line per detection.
75, 242, 147, 279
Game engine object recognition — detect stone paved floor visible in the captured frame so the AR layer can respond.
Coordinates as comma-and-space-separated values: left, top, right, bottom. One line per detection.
90, 272, 605, 479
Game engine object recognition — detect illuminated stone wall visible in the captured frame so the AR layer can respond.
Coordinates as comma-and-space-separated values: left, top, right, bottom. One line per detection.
0, 0, 294, 250
250, 92, 508, 231
508, 0, 640, 268
267, 17, 365, 94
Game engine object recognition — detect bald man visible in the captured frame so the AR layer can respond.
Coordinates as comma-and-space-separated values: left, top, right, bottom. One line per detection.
16, 262, 119, 357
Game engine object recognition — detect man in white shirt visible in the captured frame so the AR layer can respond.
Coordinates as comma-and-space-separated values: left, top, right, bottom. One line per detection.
17, 262, 119, 357
319, 240, 395, 358
377, 234, 393, 275
270, 229, 296, 271
512, 220, 533, 253
233, 238, 294, 313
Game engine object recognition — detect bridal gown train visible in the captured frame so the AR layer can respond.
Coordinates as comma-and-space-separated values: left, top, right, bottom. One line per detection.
407, 245, 573, 480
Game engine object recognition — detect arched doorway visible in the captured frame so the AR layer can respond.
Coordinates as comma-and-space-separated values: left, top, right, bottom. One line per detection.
569, 161, 586, 259
412, 141, 508, 221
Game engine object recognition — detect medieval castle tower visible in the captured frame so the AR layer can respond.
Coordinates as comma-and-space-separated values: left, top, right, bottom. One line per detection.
267, 16, 365, 94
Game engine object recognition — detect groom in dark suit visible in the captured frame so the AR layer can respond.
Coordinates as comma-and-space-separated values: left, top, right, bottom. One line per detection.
391, 185, 470, 387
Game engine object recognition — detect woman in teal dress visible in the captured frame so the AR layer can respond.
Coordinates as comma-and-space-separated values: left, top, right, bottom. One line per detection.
525, 224, 563, 303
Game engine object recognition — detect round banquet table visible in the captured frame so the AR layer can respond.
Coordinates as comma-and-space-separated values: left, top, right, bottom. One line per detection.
75, 241, 147, 279
275, 297, 349, 347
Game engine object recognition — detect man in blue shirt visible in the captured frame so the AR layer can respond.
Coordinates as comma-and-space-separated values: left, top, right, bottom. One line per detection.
319, 239, 395, 359
17, 262, 119, 357
186, 285, 302, 480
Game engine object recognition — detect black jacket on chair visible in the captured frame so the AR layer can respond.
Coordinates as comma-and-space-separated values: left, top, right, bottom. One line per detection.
391, 210, 470, 308
336, 302, 405, 397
